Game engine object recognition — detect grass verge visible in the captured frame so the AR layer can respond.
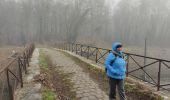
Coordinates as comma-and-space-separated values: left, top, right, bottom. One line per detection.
39, 49, 56, 100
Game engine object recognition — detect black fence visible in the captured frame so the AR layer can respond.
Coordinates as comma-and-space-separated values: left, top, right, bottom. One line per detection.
0, 44, 35, 100
57, 43, 170, 91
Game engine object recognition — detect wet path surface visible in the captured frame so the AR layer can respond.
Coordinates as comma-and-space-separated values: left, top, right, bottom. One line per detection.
44, 48, 108, 100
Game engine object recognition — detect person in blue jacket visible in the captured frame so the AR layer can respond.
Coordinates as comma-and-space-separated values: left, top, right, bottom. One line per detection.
105, 42, 127, 100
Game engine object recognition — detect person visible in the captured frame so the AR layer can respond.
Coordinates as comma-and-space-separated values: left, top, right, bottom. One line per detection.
105, 42, 127, 100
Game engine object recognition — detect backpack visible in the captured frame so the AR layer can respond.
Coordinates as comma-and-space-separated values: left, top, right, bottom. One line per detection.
105, 51, 122, 73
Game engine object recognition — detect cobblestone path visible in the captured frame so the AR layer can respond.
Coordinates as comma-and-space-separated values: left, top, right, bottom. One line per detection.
44, 48, 108, 100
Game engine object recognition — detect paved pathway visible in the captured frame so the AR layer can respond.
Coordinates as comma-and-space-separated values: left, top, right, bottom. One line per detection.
44, 48, 108, 100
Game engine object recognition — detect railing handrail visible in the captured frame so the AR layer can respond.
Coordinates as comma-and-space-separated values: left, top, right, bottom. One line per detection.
68, 43, 170, 62
0, 43, 35, 100
0, 58, 17, 74
0, 44, 34, 74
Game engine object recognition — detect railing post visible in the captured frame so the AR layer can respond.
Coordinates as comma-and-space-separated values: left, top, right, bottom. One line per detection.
65, 43, 66, 50
87, 46, 90, 59
69, 43, 70, 51
126, 54, 129, 77
64, 43, 66, 50
72, 43, 74, 52
81, 45, 83, 56
76, 44, 78, 54
95, 48, 98, 63
65, 43, 67, 50
63, 43, 64, 50
6, 69, 13, 100
157, 60, 162, 91
26, 51, 30, 67
23, 53, 27, 74
18, 57, 23, 88
63, 43, 65, 50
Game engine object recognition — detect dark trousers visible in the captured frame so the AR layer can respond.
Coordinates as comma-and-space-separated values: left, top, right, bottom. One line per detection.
109, 77, 126, 100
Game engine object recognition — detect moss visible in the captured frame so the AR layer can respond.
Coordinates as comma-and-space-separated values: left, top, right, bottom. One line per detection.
39, 49, 56, 100
125, 83, 137, 93
39, 49, 48, 70
42, 86, 56, 100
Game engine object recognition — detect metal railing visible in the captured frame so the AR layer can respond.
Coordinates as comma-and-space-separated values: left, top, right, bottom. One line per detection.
0, 44, 35, 100
57, 43, 170, 91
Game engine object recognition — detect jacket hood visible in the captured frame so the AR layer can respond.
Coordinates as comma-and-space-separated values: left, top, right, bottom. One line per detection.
112, 42, 122, 51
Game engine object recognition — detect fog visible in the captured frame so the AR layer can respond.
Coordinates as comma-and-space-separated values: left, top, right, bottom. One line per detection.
0, 0, 170, 59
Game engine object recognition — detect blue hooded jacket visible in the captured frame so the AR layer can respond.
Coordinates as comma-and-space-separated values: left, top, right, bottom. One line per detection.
105, 42, 126, 79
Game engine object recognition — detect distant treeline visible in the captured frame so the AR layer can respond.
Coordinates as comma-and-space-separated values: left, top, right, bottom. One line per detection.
0, 0, 169, 48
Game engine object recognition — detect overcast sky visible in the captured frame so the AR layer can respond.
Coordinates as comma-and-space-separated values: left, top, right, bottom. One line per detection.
105, 0, 122, 15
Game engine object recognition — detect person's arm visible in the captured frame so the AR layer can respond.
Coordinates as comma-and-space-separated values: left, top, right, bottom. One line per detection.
105, 53, 119, 75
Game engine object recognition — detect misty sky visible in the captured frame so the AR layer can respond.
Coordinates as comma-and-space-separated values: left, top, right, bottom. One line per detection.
0, 0, 170, 59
